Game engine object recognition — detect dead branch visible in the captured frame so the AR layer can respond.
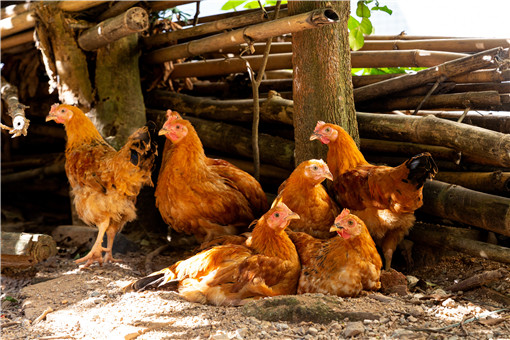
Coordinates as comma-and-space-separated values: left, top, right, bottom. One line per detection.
446, 269, 507, 292
1, 76, 30, 138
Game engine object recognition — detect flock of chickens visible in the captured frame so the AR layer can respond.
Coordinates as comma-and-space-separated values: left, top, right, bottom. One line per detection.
46, 103, 438, 306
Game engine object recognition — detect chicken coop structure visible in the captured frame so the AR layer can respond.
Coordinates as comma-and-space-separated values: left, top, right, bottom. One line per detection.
1, 1, 510, 268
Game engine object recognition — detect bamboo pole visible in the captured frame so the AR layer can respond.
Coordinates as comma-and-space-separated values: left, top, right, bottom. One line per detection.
408, 223, 510, 264
394, 82, 510, 97
146, 1, 197, 12
360, 139, 461, 163
144, 9, 290, 49
352, 68, 510, 88
1, 3, 31, 19
146, 109, 295, 170
434, 171, 510, 196
1, 30, 34, 50
354, 47, 510, 102
78, 7, 149, 51
146, 90, 293, 125
421, 180, 510, 236
98, 1, 140, 21
361, 38, 510, 53
356, 113, 510, 168
409, 111, 510, 134
366, 34, 460, 40
353, 50, 468, 68
357, 91, 502, 110
144, 8, 339, 63
58, 1, 108, 12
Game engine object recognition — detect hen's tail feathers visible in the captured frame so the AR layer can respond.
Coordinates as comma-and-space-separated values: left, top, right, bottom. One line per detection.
405, 152, 438, 189
124, 272, 179, 292
127, 121, 158, 170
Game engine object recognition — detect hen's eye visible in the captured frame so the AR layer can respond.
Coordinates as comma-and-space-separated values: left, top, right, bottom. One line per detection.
61, 109, 65, 113
312, 165, 318, 171
348, 220, 354, 226
274, 212, 280, 218
325, 127, 331, 133
176, 125, 180, 129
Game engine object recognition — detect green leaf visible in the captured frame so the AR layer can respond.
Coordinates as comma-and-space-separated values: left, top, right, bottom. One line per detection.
244, 0, 261, 9
349, 27, 365, 51
359, 17, 373, 35
356, 1, 371, 18
4, 296, 18, 303
221, 0, 246, 11
348, 16, 360, 31
372, 5, 393, 15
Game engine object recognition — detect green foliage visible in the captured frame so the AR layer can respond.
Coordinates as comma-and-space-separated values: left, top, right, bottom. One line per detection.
349, 1, 392, 51
221, 0, 287, 11
352, 67, 427, 76
3, 296, 18, 303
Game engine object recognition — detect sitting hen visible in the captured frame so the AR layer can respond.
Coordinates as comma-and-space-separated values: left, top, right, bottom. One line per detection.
288, 209, 382, 297
46, 104, 157, 267
155, 110, 268, 243
278, 159, 340, 238
125, 201, 301, 306
310, 121, 437, 269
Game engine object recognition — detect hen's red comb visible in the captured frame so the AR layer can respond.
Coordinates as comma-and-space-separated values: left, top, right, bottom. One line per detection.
166, 110, 182, 122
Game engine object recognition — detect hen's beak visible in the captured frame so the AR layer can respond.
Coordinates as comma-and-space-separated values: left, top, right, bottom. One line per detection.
45, 113, 57, 122
310, 131, 321, 141
158, 127, 168, 136
329, 223, 342, 233
286, 212, 300, 221
323, 169, 334, 181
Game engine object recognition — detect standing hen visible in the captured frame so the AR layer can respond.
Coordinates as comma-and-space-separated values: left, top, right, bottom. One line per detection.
278, 159, 340, 238
125, 201, 301, 306
288, 209, 382, 297
155, 110, 268, 243
46, 104, 157, 267
310, 121, 437, 269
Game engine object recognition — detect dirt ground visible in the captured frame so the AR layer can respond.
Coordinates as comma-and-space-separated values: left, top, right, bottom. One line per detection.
1, 236, 510, 340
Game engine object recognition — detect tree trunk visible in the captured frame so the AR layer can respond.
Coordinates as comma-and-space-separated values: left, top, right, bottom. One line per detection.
1, 232, 57, 268
289, 1, 356, 165
94, 34, 146, 149
34, 4, 93, 108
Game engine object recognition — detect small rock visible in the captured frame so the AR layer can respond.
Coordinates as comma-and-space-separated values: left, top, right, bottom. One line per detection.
343, 322, 364, 338
406, 275, 419, 289
234, 328, 248, 338
275, 323, 289, 331
209, 330, 229, 340
363, 319, 373, 324
329, 321, 342, 331
407, 306, 424, 317
432, 288, 448, 296
61, 300, 68, 304
307, 327, 318, 336
442, 298, 456, 307
408, 316, 418, 323
89, 291, 100, 297
392, 329, 416, 338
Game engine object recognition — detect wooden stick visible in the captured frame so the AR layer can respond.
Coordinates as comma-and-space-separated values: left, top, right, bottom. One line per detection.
78, 7, 149, 51
146, 1, 197, 12
1, 160, 65, 184
144, 9, 290, 49
408, 223, 510, 264
145, 8, 339, 63
353, 68, 510, 88
353, 50, 468, 68
0, 10, 36, 38
413, 111, 510, 133
356, 112, 510, 168
1, 232, 57, 268
0, 3, 31, 19
361, 38, 510, 53
445, 269, 507, 292
360, 139, 461, 163
1, 76, 30, 138
357, 90, 502, 110
354, 47, 509, 102
421, 180, 510, 236
97, 1, 140, 21
1, 30, 34, 50
366, 34, 460, 40
434, 171, 510, 196
58, 1, 108, 12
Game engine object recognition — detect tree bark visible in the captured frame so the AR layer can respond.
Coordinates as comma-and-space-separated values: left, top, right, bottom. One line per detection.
1, 232, 57, 268
421, 180, 510, 236
354, 47, 509, 103
34, 4, 93, 108
289, 0, 356, 165
94, 34, 146, 149
356, 113, 510, 168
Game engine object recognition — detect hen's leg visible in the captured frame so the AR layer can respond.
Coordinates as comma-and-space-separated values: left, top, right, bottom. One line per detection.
103, 227, 122, 263
76, 220, 109, 267
381, 230, 404, 271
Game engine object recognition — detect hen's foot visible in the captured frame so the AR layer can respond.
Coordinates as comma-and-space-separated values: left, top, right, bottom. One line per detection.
103, 251, 122, 264
75, 246, 108, 268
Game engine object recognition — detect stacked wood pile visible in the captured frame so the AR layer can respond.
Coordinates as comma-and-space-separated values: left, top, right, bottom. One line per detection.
1, 1, 509, 266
